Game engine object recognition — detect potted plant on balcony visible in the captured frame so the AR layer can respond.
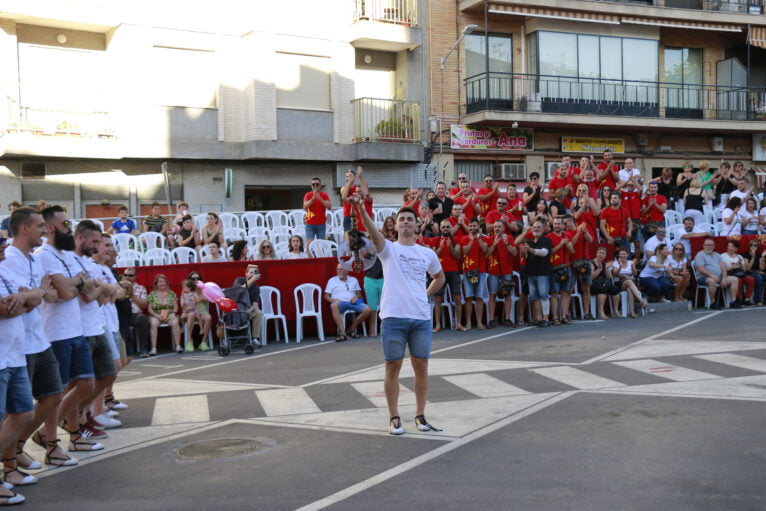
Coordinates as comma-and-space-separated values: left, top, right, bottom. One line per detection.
375, 119, 408, 142
750, 92, 766, 121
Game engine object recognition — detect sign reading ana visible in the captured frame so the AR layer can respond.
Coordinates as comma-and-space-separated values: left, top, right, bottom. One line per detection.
451, 125, 534, 150
562, 137, 625, 154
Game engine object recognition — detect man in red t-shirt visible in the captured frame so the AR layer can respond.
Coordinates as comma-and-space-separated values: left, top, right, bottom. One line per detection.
599, 194, 633, 256
429, 220, 463, 332
340, 166, 371, 232
303, 176, 332, 252
505, 184, 526, 223
447, 203, 469, 237
453, 182, 481, 223
548, 163, 576, 203
547, 217, 573, 325
459, 218, 489, 330
596, 150, 619, 191
485, 197, 518, 236
486, 220, 517, 327
640, 181, 668, 239
450, 173, 475, 198
478, 175, 501, 220
564, 214, 594, 319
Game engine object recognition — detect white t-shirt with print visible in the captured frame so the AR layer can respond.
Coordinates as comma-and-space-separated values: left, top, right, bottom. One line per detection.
324, 276, 361, 302
1, 246, 50, 355
377, 240, 442, 321
94, 262, 120, 334
72, 253, 105, 337
37, 244, 83, 342
720, 208, 741, 236
0, 267, 29, 370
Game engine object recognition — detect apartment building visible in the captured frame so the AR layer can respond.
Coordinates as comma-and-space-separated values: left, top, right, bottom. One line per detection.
0, 0, 428, 218
428, 0, 766, 186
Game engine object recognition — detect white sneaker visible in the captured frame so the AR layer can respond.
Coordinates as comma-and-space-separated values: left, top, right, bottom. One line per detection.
94, 414, 122, 429
105, 410, 120, 418
107, 400, 128, 411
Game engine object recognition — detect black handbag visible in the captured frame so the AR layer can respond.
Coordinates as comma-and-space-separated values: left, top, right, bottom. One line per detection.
552, 265, 569, 283
572, 258, 591, 277
464, 269, 480, 284
497, 278, 515, 297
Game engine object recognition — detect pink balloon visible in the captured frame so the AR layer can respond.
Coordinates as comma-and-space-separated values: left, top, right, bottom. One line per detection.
198, 281, 224, 301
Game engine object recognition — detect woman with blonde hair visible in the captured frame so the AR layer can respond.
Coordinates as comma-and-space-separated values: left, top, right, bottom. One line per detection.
256, 239, 279, 260
667, 243, 690, 302
201, 211, 227, 252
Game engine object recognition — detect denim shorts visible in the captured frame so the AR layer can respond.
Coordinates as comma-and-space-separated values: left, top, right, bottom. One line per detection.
550, 267, 572, 293
0, 366, 34, 415
364, 277, 384, 311
488, 273, 513, 295
697, 276, 713, 287
342, 216, 352, 232
305, 223, 326, 241
86, 334, 117, 379
109, 331, 121, 361
528, 274, 550, 301
462, 272, 488, 298
339, 298, 368, 314
51, 336, 95, 385
381, 318, 432, 361
26, 347, 63, 400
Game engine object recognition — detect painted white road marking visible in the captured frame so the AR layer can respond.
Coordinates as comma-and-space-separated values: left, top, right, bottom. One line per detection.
114, 378, 272, 400
530, 366, 625, 390
256, 388, 322, 416
695, 353, 766, 372
590, 374, 766, 402
613, 359, 721, 381
443, 373, 530, 397
351, 381, 416, 408
151, 395, 210, 425
601, 339, 766, 362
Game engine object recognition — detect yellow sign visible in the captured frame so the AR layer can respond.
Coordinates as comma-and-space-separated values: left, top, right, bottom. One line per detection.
562, 137, 625, 154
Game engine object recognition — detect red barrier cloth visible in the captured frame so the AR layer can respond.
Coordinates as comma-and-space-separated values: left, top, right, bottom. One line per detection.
690, 235, 765, 257
129, 258, 363, 336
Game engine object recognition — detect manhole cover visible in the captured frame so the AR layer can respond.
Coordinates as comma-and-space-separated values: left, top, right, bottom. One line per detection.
175, 438, 266, 461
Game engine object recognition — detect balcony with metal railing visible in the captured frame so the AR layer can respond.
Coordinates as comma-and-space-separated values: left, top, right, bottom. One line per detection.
352, 97, 421, 144
353, 0, 419, 26
2, 96, 115, 138
464, 72, 766, 125
585, 0, 764, 13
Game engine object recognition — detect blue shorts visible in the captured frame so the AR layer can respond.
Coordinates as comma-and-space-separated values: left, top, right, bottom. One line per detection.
528, 275, 550, 301
343, 216, 352, 232
364, 277, 384, 311
462, 272, 488, 298
110, 331, 121, 361
697, 276, 713, 287
339, 297, 368, 314
305, 223, 326, 240
488, 273, 513, 295
550, 267, 572, 293
51, 336, 94, 385
0, 366, 34, 415
381, 318, 432, 361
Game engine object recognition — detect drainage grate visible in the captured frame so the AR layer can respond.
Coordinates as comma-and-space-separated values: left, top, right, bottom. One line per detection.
175, 438, 266, 461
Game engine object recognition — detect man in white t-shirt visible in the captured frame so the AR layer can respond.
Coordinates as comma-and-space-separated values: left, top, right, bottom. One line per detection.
675, 217, 711, 258
729, 177, 751, 203
323, 265, 371, 341
643, 227, 668, 261
355, 199, 445, 436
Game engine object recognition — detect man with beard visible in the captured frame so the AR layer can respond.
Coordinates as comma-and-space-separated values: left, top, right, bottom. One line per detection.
447, 203, 469, 237
428, 182, 453, 226
70, 221, 118, 438
600, 194, 633, 257
34, 206, 102, 461
547, 217, 573, 325
597, 150, 619, 191
459, 218, 489, 330
453, 181, 481, 224
0, 207, 67, 479
486, 220, 517, 327
428, 220, 462, 332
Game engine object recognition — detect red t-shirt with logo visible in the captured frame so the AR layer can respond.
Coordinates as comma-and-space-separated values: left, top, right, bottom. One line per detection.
342, 185, 357, 217
597, 162, 618, 189
548, 176, 576, 197
547, 231, 569, 266
486, 234, 516, 276
428, 236, 460, 273
478, 187, 499, 217
352, 196, 374, 232
600, 206, 630, 238
447, 216, 469, 237
454, 195, 480, 221
641, 193, 667, 223
458, 234, 488, 272
566, 228, 589, 260
303, 191, 330, 225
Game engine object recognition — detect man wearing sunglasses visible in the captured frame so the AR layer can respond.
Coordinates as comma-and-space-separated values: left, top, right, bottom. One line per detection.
523, 172, 543, 213
478, 175, 500, 220
121, 268, 150, 358
449, 174, 475, 199
303, 177, 332, 253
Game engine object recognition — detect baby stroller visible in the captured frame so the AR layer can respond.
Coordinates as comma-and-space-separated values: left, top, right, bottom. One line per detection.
216, 284, 259, 356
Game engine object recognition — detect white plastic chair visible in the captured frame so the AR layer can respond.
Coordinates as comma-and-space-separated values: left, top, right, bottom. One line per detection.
198, 245, 212, 261
224, 228, 247, 244
698, 222, 719, 236
664, 210, 683, 226
144, 248, 173, 266
89, 219, 105, 232
246, 228, 270, 242
259, 286, 289, 344
435, 284, 455, 330
308, 239, 337, 258
665, 223, 681, 243
293, 283, 325, 342
341, 310, 367, 336
287, 210, 306, 229
171, 246, 199, 264
194, 214, 209, 231
139, 232, 167, 251
269, 226, 292, 245
113, 233, 139, 253
219, 213, 240, 230
242, 212, 266, 233
265, 211, 290, 230
115, 250, 144, 267
569, 280, 584, 320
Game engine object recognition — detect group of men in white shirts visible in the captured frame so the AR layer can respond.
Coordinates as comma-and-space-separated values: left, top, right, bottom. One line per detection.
0, 205, 129, 505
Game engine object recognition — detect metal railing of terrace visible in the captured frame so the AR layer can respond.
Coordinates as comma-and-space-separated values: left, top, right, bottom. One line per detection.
353, 0, 419, 26
352, 97, 422, 143
465, 72, 766, 121
2, 95, 114, 137
582, 0, 764, 13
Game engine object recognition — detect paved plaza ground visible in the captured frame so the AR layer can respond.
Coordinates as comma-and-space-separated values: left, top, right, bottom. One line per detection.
20, 307, 766, 510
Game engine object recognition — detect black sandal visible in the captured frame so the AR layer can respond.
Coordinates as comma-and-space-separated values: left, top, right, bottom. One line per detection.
414, 415, 442, 432
349, 331, 360, 339
44, 440, 78, 467
1, 458, 37, 486
334, 334, 347, 343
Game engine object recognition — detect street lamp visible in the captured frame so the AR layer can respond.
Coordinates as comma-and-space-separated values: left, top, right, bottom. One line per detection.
439, 24, 478, 70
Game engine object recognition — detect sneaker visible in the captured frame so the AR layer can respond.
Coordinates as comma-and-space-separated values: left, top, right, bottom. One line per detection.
537, 320, 550, 328
94, 414, 122, 429
148, 348, 157, 356
105, 410, 120, 418
106, 399, 128, 411
414, 415, 442, 432
175, 345, 184, 353
185, 343, 195, 353
389, 416, 404, 435
731, 300, 743, 309
140, 352, 149, 358
198, 342, 210, 352
660, 298, 671, 303
81, 423, 108, 440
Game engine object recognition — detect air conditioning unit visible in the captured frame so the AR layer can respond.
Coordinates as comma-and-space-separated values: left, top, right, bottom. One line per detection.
497, 163, 527, 181
545, 161, 560, 180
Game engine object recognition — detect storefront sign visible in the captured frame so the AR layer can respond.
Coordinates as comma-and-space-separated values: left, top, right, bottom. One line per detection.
561, 137, 625, 154
451, 125, 533, 150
